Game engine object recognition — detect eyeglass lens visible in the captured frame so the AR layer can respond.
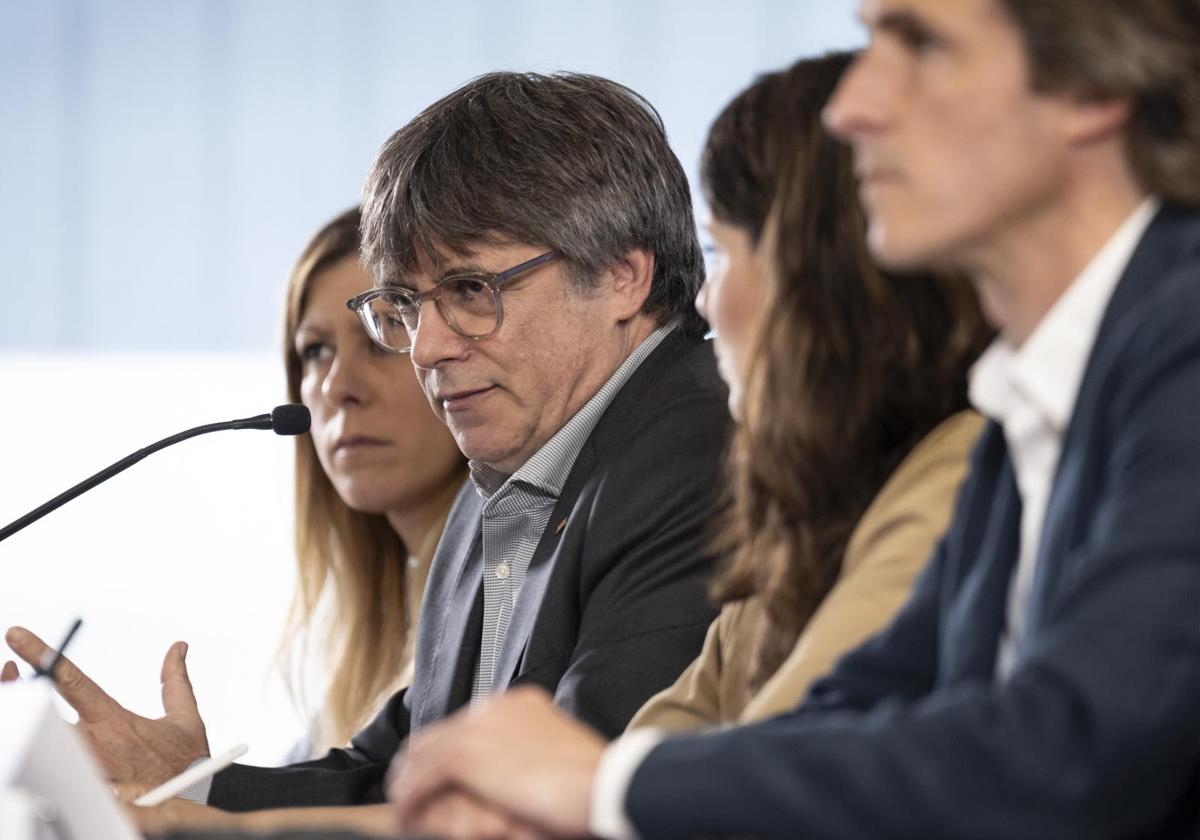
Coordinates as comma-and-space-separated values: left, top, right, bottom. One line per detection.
365, 276, 499, 350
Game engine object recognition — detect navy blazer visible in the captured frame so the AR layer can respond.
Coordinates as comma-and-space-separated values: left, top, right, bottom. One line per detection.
628, 205, 1200, 839
211, 330, 729, 809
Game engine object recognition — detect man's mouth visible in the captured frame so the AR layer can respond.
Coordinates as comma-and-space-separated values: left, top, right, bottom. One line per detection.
435, 386, 496, 412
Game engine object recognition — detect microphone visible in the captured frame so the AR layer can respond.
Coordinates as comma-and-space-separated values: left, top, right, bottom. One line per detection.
227, 404, 312, 434
0, 404, 311, 544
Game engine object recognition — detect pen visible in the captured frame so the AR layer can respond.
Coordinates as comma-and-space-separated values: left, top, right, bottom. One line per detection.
35, 617, 83, 681
133, 743, 249, 807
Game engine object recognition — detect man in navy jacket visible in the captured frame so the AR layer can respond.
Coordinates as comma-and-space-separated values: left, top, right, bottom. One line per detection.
387, 1, 1200, 837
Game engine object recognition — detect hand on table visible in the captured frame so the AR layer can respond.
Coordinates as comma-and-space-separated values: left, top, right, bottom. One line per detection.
110, 781, 238, 835
130, 798, 404, 839
390, 686, 605, 839
404, 789, 550, 840
4, 625, 210, 788
126, 797, 241, 836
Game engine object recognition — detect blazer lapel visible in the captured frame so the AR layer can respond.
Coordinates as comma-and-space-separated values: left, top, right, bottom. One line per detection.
492, 442, 600, 689
412, 486, 485, 728
1025, 204, 1200, 637
485, 332, 700, 690
941, 424, 1023, 682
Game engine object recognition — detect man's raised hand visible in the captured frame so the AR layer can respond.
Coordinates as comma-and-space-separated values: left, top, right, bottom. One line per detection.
4, 625, 210, 788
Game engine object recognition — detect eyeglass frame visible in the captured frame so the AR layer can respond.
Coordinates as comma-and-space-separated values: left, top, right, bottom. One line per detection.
345, 250, 560, 354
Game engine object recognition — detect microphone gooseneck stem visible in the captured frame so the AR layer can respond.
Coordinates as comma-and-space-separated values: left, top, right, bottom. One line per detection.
0, 417, 267, 544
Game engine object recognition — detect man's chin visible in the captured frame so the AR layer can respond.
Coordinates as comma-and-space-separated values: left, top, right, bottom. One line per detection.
868, 223, 945, 273
451, 433, 519, 472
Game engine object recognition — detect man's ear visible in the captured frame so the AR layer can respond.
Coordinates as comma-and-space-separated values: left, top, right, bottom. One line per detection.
1064, 95, 1132, 146
606, 249, 655, 322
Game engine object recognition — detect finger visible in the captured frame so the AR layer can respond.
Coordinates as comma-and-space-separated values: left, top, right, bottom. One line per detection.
160, 642, 201, 724
109, 782, 149, 804
6, 626, 117, 721
409, 792, 514, 840
128, 802, 182, 836
390, 726, 466, 822
511, 821, 550, 840
5, 626, 57, 670
128, 799, 236, 833
1, 660, 19, 682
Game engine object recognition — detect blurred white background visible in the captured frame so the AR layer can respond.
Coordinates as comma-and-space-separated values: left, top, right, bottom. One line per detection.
0, 0, 862, 765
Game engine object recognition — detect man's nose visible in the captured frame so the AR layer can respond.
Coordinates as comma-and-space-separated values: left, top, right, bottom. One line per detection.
409, 302, 469, 370
822, 47, 894, 143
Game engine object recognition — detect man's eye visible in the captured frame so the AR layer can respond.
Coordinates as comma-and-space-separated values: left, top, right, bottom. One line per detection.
893, 21, 943, 53
455, 277, 487, 294
446, 277, 488, 302
389, 290, 420, 308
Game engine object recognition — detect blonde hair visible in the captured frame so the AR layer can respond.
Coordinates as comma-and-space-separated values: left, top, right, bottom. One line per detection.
279, 207, 454, 749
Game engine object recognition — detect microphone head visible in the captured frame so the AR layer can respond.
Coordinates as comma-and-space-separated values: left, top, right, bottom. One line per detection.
270, 404, 311, 436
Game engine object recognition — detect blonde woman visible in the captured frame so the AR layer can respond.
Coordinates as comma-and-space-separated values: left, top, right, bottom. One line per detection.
282, 207, 466, 756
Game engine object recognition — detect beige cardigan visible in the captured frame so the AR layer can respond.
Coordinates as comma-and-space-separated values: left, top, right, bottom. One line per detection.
628, 410, 983, 732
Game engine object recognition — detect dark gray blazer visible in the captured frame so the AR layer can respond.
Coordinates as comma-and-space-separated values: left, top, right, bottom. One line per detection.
211, 329, 729, 809
628, 205, 1200, 838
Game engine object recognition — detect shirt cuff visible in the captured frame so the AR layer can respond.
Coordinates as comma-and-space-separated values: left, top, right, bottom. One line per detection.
174, 757, 213, 804
589, 728, 666, 840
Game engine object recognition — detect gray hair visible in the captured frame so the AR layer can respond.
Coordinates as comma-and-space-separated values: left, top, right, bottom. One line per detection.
361, 71, 707, 338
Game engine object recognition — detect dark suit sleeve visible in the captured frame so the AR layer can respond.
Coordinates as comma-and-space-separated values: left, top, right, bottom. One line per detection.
208, 688, 412, 810
544, 389, 725, 739
626, 301, 1200, 838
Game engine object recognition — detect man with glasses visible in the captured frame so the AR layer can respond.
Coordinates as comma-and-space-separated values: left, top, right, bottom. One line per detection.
3, 71, 728, 824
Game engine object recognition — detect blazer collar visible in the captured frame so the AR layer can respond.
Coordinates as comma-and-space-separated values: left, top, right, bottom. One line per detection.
941, 423, 1023, 681
411, 484, 484, 726
1027, 204, 1200, 642
491, 330, 703, 687
420, 330, 707, 711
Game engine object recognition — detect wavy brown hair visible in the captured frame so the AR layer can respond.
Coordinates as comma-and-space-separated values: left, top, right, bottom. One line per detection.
279, 207, 442, 750
706, 53, 992, 696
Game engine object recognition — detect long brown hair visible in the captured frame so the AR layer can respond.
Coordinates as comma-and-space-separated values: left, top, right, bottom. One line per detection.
279, 207, 432, 749
706, 53, 992, 694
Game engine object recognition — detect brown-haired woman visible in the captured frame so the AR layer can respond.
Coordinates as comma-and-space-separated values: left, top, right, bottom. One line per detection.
629, 51, 992, 730
281, 207, 466, 756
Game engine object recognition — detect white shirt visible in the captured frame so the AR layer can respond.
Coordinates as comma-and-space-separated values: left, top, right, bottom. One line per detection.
587, 198, 1160, 840
972, 198, 1158, 676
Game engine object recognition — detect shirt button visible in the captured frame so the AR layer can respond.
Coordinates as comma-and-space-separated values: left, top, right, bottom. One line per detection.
495, 563, 510, 580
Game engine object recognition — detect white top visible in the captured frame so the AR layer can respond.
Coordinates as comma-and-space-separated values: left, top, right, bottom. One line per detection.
588, 197, 1160, 839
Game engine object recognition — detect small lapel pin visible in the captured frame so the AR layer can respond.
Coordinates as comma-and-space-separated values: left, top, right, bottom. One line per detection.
555, 517, 568, 535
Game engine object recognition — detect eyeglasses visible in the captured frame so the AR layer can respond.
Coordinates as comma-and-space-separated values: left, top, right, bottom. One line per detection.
345, 251, 559, 354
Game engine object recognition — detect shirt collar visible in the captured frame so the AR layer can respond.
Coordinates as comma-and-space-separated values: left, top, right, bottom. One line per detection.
470, 323, 675, 500
970, 197, 1159, 431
